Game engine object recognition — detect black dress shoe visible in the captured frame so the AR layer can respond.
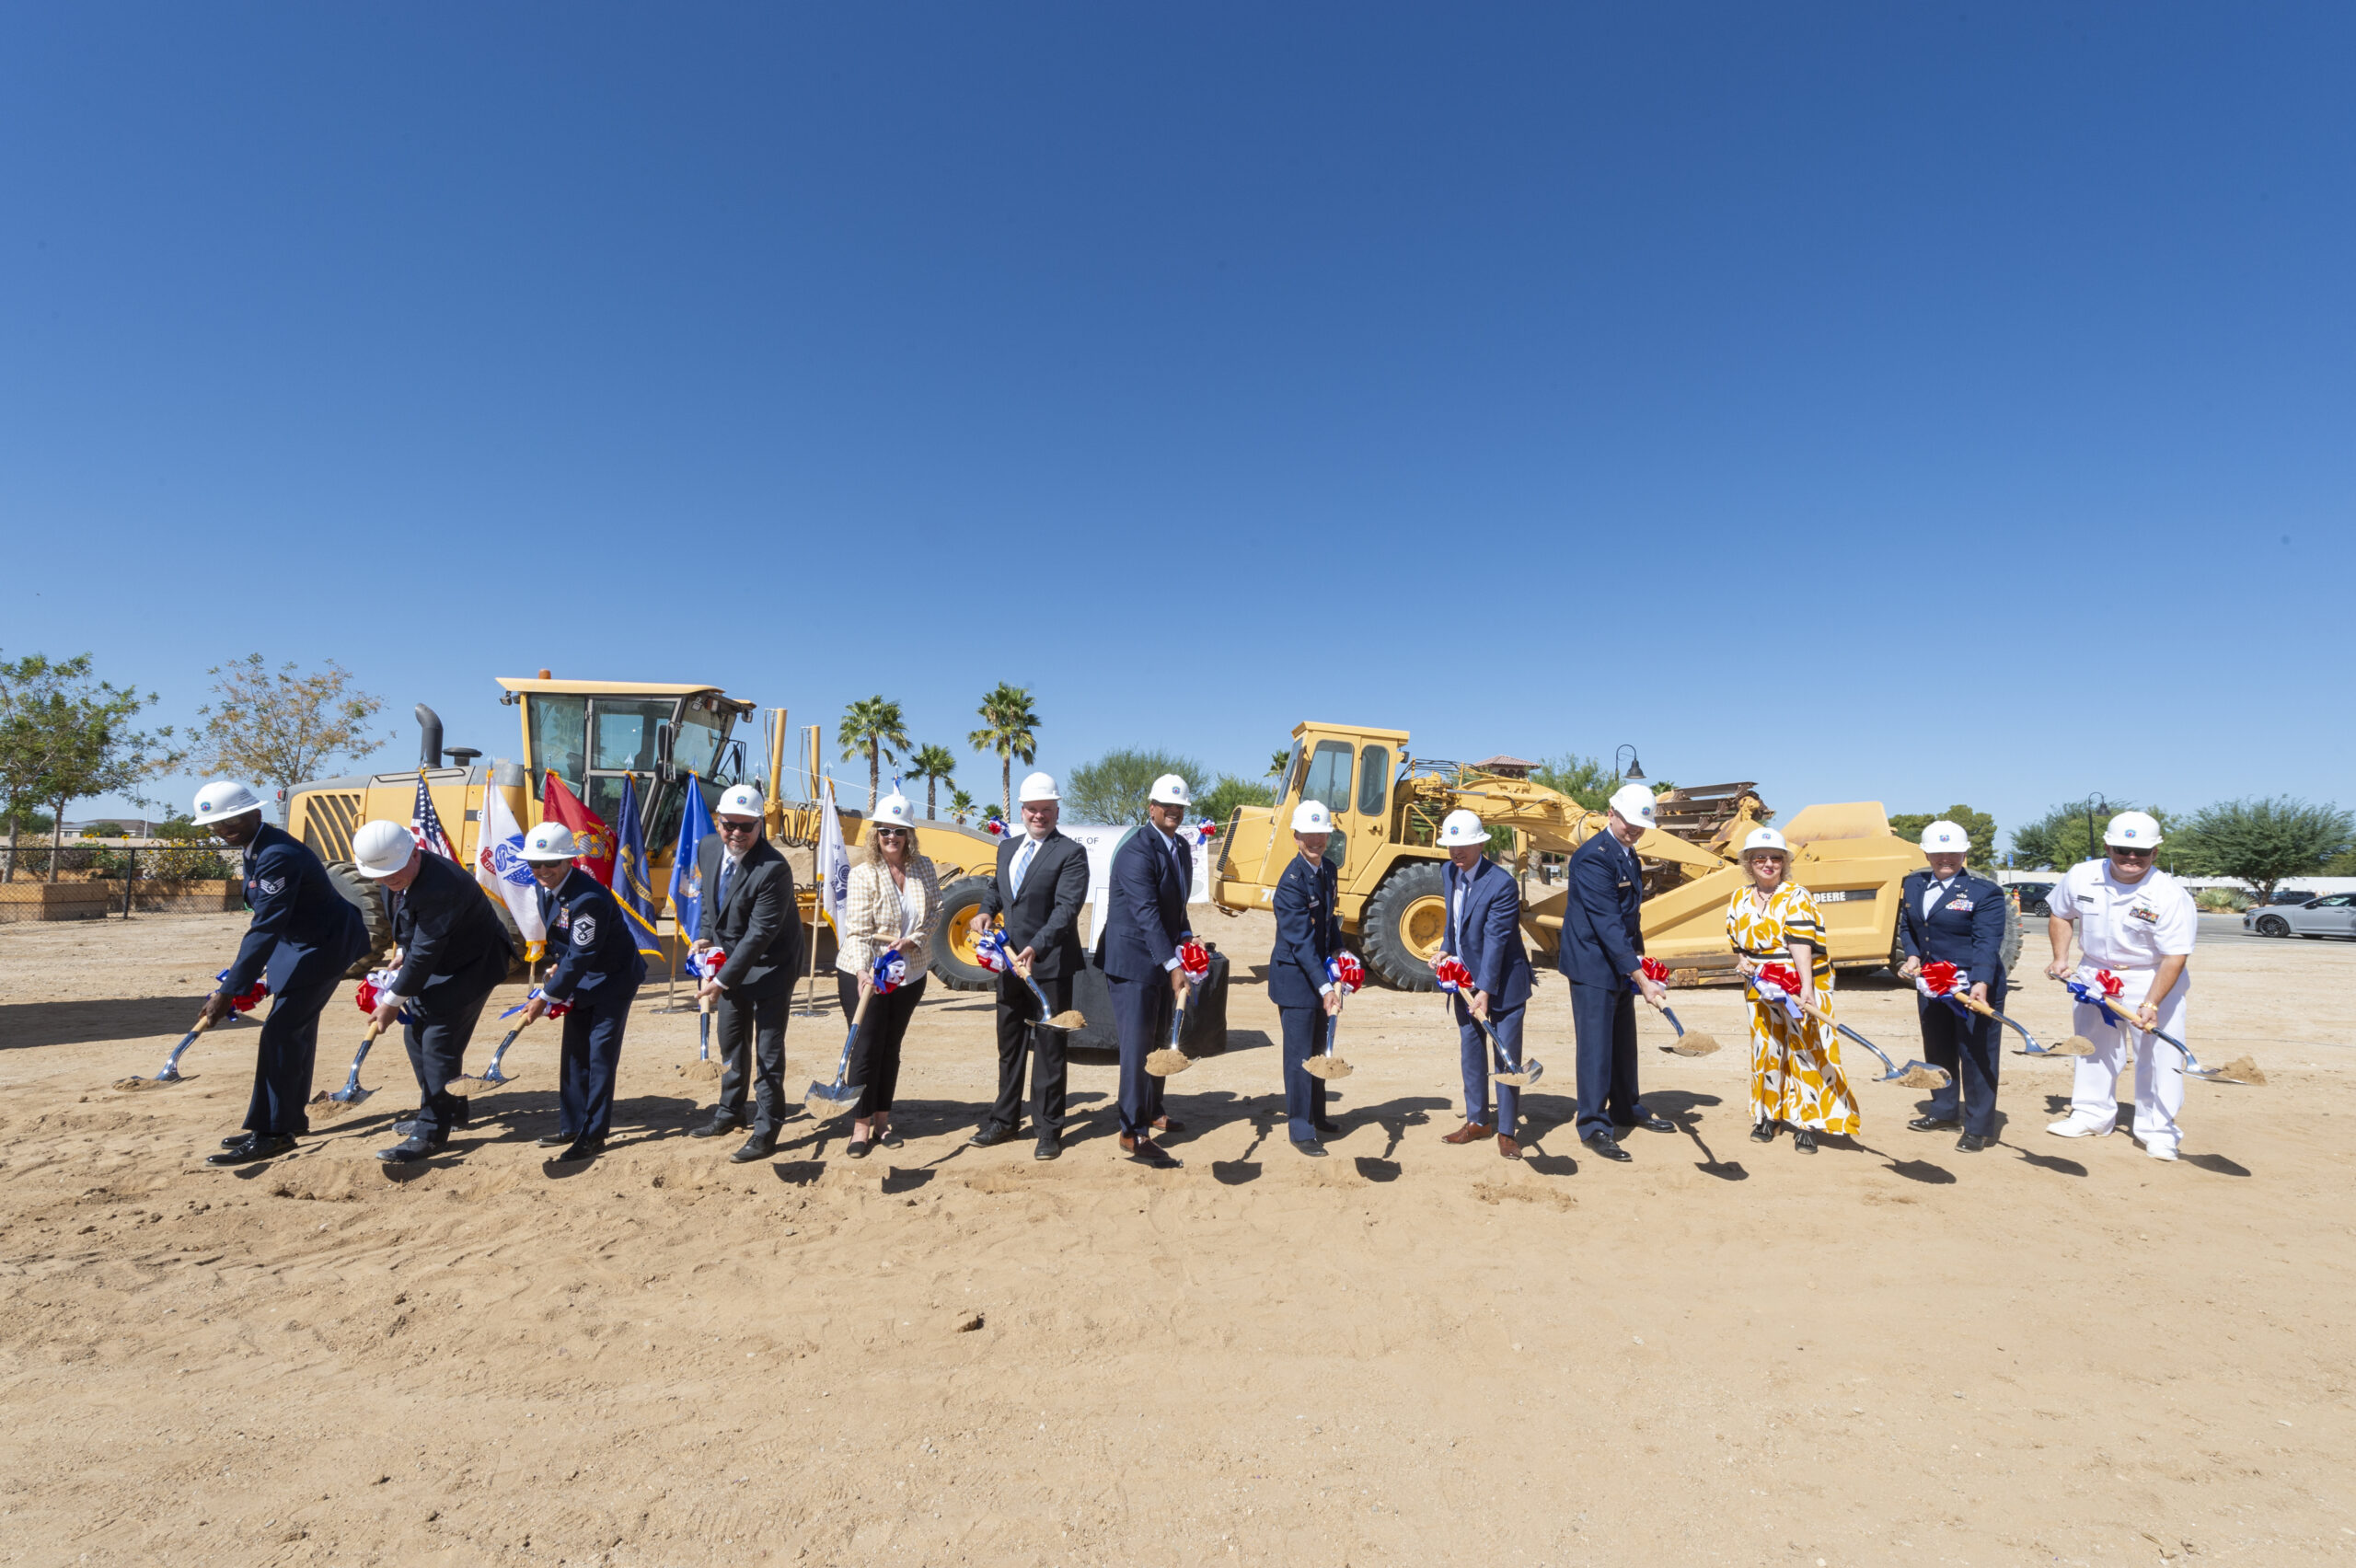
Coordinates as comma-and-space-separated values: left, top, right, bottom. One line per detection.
729, 1133, 777, 1164
555, 1136, 605, 1163
691, 1114, 745, 1139
1583, 1133, 1633, 1162
969, 1124, 1014, 1148
1293, 1139, 1328, 1158
1313, 1118, 1342, 1136
1909, 1114, 1962, 1134
1033, 1138, 1061, 1162
535, 1134, 573, 1148
1625, 1110, 1675, 1134
376, 1135, 443, 1165
219, 1132, 257, 1150
1955, 1133, 1993, 1153
207, 1134, 294, 1166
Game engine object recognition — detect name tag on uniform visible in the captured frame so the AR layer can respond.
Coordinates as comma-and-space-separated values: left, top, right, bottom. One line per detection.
1946, 897, 1973, 912
1616, 880, 1632, 890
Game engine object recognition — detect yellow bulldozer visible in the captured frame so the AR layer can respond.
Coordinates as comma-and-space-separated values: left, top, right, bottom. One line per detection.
1212, 720, 2015, 990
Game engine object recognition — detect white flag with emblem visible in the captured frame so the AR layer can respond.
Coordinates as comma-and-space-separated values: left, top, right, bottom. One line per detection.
474, 784, 549, 951
817, 777, 851, 927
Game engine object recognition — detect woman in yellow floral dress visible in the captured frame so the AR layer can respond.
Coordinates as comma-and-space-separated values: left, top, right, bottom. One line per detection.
1725, 826, 1859, 1152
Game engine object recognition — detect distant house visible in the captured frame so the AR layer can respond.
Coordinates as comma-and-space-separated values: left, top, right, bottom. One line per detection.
1468, 755, 1538, 779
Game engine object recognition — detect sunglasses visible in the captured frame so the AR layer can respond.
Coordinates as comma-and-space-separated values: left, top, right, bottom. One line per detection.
875, 828, 910, 839
718, 820, 761, 834
2109, 846, 2154, 859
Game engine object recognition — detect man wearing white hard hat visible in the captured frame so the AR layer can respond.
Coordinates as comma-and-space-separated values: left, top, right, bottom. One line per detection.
189, 780, 370, 1166
1553, 784, 1677, 1162
518, 823, 647, 1163
2043, 811, 2197, 1159
1097, 772, 1199, 1164
1895, 820, 2009, 1152
688, 782, 803, 1163
354, 816, 519, 1164
1432, 806, 1536, 1158
972, 771, 1090, 1159
1270, 800, 1348, 1154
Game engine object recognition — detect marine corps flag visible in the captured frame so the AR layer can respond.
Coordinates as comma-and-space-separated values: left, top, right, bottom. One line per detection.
610, 774, 663, 966
541, 772, 616, 887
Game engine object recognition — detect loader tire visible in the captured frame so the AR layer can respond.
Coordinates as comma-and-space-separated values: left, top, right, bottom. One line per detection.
325, 859, 394, 979
1360, 859, 1451, 992
1999, 892, 2023, 976
927, 875, 997, 993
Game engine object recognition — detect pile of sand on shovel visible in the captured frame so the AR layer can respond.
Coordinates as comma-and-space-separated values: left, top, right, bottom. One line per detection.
1895, 1064, 1952, 1090
1144, 1047, 1191, 1077
1301, 1055, 1353, 1080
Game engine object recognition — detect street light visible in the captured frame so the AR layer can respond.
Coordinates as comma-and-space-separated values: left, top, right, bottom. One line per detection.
2084, 792, 2112, 867
1615, 744, 1644, 782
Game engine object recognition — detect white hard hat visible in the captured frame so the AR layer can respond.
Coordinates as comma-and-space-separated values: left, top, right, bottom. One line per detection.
1149, 774, 1192, 807
1292, 800, 1334, 834
519, 822, 579, 862
2105, 810, 2163, 848
873, 793, 917, 830
191, 778, 267, 825
1438, 808, 1487, 847
1741, 827, 1790, 859
352, 820, 418, 879
715, 783, 764, 820
1607, 784, 1658, 829
1018, 771, 1060, 803
1919, 819, 1970, 854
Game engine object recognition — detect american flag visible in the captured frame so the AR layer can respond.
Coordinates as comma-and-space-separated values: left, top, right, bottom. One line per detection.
410, 774, 460, 864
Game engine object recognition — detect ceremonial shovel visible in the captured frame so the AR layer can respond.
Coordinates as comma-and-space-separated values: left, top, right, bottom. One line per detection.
975, 927, 1086, 1032
2053, 975, 2265, 1085
328, 1016, 389, 1104
1434, 958, 1542, 1088
1301, 1010, 1353, 1080
803, 983, 872, 1119
1639, 959, 1719, 1056
1749, 975, 1950, 1090
147, 1010, 223, 1084
1147, 942, 1213, 1078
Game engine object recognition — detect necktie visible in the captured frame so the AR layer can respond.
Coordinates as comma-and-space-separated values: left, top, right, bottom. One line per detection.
718, 856, 734, 908
1011, 837, 1037, 896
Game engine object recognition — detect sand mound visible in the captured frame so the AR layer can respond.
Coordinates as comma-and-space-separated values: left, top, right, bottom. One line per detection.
2217, 1055, 2267, 1084
677, 1058, 722, 1082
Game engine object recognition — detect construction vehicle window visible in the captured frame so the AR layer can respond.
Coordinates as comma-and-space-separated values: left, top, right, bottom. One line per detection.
1300, 742, 1353, 818
1278, 740, 1303, 801
673, 706, 727, 780
593, 700, 673, 774
585, 776, 630, 838
527, 696, 589, 799
1357, 747, 1389, 816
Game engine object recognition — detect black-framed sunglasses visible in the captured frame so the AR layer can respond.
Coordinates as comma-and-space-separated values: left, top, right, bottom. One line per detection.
874, 827, 910, 840
2110, 846, 2154, 859
718, 820, 761, 835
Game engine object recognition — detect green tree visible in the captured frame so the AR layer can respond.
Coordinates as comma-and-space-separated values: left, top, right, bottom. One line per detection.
1888, 804, 2000, 869
947, 787, 976, 826
837, 696, 910, 813
0, 652, 183, 882
1196, 773, 1274, 833
2170, 796, 2354, 903
1268, 748, 1290, 780
1530, 753, 1618, 811
906, 743, 958, 820
78, 821, 127, 839
1066, 748, 1208, 826
192, 653, 386, 794
2010, 798, 2172, 871
968, 683, 1040, 819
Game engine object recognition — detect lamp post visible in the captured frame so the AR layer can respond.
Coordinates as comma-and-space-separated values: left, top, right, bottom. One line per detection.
1614, 744, 1644, 784
2084, 792, 2112, 868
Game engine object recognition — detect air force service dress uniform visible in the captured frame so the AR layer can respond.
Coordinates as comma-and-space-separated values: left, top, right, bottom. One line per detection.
1269, 847, 1343, 1147
1100, 820, 1195, 1142
1897, 863, 2008, 1138
1444, 854, 1534, 1136
1556, 825, 1654, 1143
220, 821, 369, 1139
536, 866, 647, 1147
2050, 858, 2197, 1155
387, 848, 517, 1145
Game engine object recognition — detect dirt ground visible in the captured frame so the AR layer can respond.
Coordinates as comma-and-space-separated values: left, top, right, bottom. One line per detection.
0, 907, 2350, 1567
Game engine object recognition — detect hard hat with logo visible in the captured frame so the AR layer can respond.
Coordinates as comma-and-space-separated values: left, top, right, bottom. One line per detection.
2104, 810, 2163, 848
1438, 808, 1487, 847
191, 779, 268, 826
352, 820, 418, 879
715, 783, 764, 820
519, 822, 579, 862
1291, 800, 1334, 835
1018, 771, 1060, 803
1607, 784, 1658, 830
872, 793, 917, 830
1919, 820, 1971, 854
1740, 826, 1790, 859
1149, 774, 1192, 807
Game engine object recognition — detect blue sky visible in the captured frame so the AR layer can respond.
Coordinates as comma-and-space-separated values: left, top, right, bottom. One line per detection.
3, 5, 2350, 845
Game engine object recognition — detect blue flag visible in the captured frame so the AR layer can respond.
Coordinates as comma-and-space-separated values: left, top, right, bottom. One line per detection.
667, 772, 713, 974
612, 775, 663, 964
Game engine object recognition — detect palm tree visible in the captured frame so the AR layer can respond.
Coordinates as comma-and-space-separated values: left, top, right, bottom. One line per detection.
967, 683, 1039, 819
948, 787, 976, 826
1268, 749, 1290, 780
907, 744, 958, 819
837, 697, 910, 813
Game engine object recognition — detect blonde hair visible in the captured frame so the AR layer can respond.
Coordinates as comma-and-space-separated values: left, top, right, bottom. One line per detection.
865, 824, 915, 868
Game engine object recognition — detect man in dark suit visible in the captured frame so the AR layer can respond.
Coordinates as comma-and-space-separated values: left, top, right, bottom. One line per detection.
1433, 809, 1536, 1159
1897, 819, 2009, 1151
1556, 783, 1678, 1163
356, 818, 517, 1164
691, 783, 803, 1162
971, 771, 1090, 1160
518, 821, 647, 1164
1270, 800, 1346, 1156
192, 779, 371, 1167
1098, 772, 1197, 1165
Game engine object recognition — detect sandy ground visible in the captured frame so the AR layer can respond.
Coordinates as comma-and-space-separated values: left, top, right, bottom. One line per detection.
1, 908, 2352, 1568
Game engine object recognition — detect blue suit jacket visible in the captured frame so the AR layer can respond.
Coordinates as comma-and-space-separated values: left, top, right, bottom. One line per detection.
1099, 824, 1193, 983
1897, 868, 2007, 991
220, 822, 369, 997
1268, 853, 1341, 1009
1445, 856, 1531, 1011
1557, 831, 1646, 991
537, 866, 648, 1002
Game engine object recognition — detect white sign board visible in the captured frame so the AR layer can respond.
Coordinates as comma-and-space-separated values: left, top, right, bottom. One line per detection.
1054, 823, 1212, 949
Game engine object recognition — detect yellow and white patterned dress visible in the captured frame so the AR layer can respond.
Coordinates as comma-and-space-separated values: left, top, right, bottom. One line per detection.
1725, 881, 1859, 1135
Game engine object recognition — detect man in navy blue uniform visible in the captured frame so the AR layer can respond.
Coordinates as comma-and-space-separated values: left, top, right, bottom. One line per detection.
193, 779, 370, 1167
1269, 800, 1347, 1156
1098, 772, 1197, 1165
518, 822, 646, 1164
1432, 809, 1535, 1159
1896, 819, 2008, 1152
1555, 783, 1678, 1163
354, 818, 517, 1164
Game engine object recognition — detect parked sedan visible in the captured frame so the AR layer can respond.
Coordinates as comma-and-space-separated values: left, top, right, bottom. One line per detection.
2244, 893, 2356, 939
2009, 881, 2056, 917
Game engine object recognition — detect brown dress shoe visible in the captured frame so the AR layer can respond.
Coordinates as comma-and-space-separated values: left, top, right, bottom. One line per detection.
1150, 1115, 1184, 1135
1497, 1135, 1522, 1159
1441, 1122, 1495, 1145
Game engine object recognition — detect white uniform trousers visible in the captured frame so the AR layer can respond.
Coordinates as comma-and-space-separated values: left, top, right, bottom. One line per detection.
2068, 966, 2189, 1152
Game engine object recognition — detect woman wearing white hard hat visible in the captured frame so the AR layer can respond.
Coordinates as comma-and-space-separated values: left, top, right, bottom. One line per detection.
687, 782, 805, 1163
835, 792, 940, 1158
1726, 826, 1858, 1152
516, 822, 648, 1163
1270, 799, 1348, 1156
187, 780, 371, 1166
1895, 821, 2008, 1152
1432, 806, 1537, 1159
2041, 810, 2198, 1160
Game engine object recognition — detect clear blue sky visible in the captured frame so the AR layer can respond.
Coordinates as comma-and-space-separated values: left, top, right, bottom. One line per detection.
4, 5, 2350, 844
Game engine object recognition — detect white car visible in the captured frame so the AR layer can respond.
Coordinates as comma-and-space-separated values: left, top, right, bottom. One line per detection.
2244, 894, 2356, 939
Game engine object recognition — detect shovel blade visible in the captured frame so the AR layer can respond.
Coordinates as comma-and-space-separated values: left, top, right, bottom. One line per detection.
1144, 1048, 1192, 1078
1894, 1063, 1952, 1090
1492, 1060, 1542, 1088
329, 1081, 374, 1104
1664, 1032, 1721, 1057
1302, 1056, 1353, 1081
1043, 1010, 1088, 1031
803, 1080, 863, 1119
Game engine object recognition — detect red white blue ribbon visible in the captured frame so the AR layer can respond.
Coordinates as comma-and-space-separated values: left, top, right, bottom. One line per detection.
214, 968, 268, 1013
1181, 822, 1219, 849
353, 968, 411, 1024
1326, 952, 1363, 994
1755, 962, 1807, 1020
499, 986, 572, 1021
1178, 939, 1211, 984
2064, 966, 2128, 1019
1919, 959, 1973, 1015
695, 948, 728, 982
976, 925, 1016, 974
872, 950, 910, 993
1433, 955, 1474, 993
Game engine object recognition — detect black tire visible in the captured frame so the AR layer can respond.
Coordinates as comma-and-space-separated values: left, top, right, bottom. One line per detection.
2257, 915, 2290, 938
325, 859, 393, 978
1359, 859, 1450, 991
927, 874, 997, 992
1999, 893, 2023, 974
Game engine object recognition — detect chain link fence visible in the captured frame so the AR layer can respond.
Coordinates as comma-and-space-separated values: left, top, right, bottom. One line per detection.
0, 841, 250, 921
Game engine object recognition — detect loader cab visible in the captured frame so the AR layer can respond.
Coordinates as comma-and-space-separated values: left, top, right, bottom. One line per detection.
500, 678, 755, 853
1261, 721, 1408, 894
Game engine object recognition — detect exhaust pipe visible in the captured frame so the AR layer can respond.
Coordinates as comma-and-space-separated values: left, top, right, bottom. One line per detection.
415, 704, 444, 768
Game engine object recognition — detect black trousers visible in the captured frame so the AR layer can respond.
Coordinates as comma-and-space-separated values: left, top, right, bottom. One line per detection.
1570, 982, 1645, 1140
241, 974, 340, 1137
837, 972, 925, 1117
1918, 996, 2002, 1136
985, 970, 1070, 1138
401, 963, 502, 1143
559, 986, 637, 1141
714, 984, 790, 1134
1108, 972, 1172, 1137
1279, 1003, 1330, 1143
